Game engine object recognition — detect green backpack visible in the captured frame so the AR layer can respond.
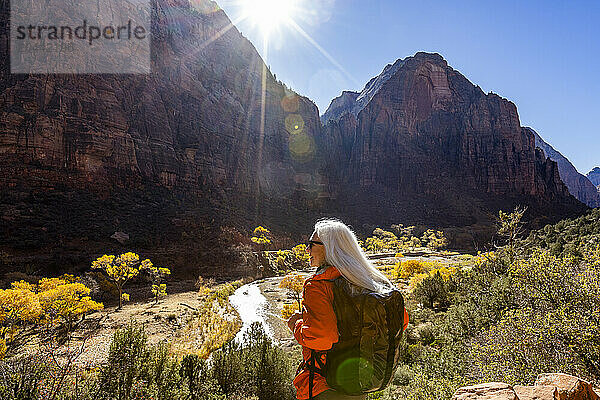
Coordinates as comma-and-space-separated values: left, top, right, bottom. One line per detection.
307, 277, 406, 398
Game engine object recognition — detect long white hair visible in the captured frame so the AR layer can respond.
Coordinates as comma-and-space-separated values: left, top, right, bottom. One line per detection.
314, 218, 395, 294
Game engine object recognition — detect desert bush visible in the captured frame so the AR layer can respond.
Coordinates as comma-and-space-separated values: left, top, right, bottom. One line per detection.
469, 246, 600, 384
180, 354, 225, 400
98, 324, 153, 399
410, 270, 457, 310
211, 339, 246, 396
212, 322, 295, 400
243, 322, 295, 400
171, 288, 241, 358
395, 260, 432, 279
528, 208, 600, 259
0, 354, 47, 400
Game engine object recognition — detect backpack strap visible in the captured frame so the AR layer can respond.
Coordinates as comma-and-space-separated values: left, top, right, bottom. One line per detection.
381, 300, 396, 389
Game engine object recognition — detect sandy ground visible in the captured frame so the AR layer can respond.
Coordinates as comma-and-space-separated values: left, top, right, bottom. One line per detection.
61, 283, 207, 367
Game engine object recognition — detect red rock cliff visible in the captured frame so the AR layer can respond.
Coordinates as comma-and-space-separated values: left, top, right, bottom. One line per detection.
320, 52, 586, 229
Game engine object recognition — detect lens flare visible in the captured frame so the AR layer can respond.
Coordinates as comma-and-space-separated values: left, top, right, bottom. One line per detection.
288, 132, 315, 163
285, 114, 305, 135
243, 0, 298, 35
281, 93, 300, 113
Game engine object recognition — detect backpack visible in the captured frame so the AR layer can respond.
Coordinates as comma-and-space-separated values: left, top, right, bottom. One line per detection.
307, 277, 406, 398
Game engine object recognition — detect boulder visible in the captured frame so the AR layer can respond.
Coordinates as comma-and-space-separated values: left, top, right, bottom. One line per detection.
514, 384, 559, 400
453, 374, 599, 400
110, 231, 130, 245
535, 373, 600, 400
452, 382, 518, 400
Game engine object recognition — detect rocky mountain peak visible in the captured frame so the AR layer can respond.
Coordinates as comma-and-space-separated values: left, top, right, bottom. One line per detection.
319, 52, 586, 228
321, 52, 451, 125
588, 167, 600, 188
529, 128, 600, 208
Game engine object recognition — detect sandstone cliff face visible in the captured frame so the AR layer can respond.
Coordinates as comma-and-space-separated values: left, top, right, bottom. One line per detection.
320, 91, 359, 125
1, 0, 322, 199
0, 0, 324, 275
588, 167, 600, 190
321, 52, 586, 228
529, 128, 600, 208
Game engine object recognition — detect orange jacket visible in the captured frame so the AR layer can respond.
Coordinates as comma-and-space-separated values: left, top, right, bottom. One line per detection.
292, 266, 410, 399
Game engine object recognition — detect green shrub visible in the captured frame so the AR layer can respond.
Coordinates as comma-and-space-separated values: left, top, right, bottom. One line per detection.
212, 322, 295, 400
180, 354, 224, 400
99, 323, 153, 399
469, 247, 600, 385
0, 354, 47, 400
411, 270, 456, 310
211, 339, 246, 395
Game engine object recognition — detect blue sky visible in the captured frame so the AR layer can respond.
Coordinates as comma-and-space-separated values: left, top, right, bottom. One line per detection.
218, 0, 599, 174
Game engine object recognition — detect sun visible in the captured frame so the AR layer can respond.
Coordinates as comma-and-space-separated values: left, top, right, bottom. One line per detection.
242, 0, 298, 35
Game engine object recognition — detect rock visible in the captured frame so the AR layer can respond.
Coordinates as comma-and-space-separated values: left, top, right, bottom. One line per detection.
110, 231, 130, 245
0, 0, 589, 276
587, 167, 600, 189
452, 382, 517, 400
0, 0, 323, 274
320, 52, 587, 231
453, 374, 599, 400
531, 129, 600, 207
535, 373, 600, 400
514, 385, 559, 400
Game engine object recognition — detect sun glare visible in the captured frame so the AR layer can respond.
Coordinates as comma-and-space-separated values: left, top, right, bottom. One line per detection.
243, 0, 298, 35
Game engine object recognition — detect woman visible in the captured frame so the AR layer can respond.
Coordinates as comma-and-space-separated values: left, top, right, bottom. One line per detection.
287, 218, 409, 400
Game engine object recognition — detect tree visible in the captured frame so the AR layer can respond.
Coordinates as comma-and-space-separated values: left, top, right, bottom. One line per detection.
140, 259, 171, 304
0, 281, 41, 359
279, 273, 305, 309
251, 227, 272, 273
421, 230, 449, 251
37, 276, 103, 331
496, 206, 527, 266
91, 252, 143, 309
291, 244, 310, 266
250, 226, 272, 246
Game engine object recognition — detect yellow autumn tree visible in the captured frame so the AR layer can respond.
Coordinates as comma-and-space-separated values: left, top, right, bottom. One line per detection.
37, 275, 103, 331
420, 229, 449, 251
279, 272, 305, 319
251, 226, 272, 246
91, 252, 143, 309
292, 244, 310, 265
140, 259, 171, 304
0, 281, 41, 358
281, 302, 300, 319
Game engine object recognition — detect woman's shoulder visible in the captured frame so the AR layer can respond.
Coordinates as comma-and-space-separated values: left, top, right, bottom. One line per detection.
310, 264, 341, 282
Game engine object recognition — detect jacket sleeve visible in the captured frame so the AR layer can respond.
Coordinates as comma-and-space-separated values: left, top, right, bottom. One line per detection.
293, 280, 339, 351
403, 307, 409, 331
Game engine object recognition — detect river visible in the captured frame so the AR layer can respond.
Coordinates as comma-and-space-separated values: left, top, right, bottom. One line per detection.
229, 279, 276, 343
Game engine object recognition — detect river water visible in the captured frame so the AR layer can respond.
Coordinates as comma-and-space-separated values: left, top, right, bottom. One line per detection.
229, 281, 275, 343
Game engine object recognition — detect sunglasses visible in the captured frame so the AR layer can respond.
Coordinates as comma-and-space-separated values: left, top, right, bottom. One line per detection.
306, 240, 324, 249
